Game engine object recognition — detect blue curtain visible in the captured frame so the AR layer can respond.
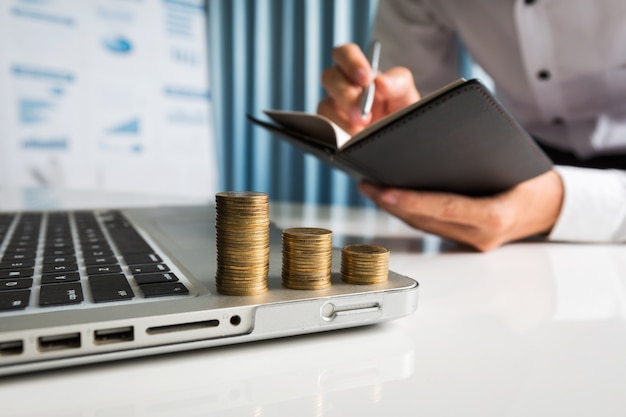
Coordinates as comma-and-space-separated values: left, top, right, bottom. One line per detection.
208, 0, 377, 206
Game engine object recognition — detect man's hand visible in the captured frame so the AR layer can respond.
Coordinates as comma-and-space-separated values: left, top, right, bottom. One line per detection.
359, 170, 564, 252
321, 44, 564, 251
318, 43, 420, 135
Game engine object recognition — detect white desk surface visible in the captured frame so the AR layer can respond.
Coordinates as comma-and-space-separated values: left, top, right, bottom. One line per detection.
1, 189, 625, 416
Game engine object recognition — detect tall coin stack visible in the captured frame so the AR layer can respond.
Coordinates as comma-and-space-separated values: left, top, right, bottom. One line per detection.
341, 244, 389, 285
281, 227, 333, 290
215, 191, 269, 295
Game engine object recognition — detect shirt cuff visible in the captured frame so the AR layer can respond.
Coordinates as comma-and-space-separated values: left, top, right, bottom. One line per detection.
549, 166, 626, 242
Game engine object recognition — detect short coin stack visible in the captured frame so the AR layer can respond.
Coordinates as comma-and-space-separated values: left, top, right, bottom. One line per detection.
341, 244, 389, 285
281, 227, 333, 290
215, 191, 269, 295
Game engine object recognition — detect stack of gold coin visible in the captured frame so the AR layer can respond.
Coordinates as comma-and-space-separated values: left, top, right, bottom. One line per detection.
281, 227, 333, 290
340, 244, 389, 285
215, 191, 269, 295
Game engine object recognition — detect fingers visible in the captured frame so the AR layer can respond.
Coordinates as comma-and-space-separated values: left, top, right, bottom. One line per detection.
318, 44, 421, 133
358, 182, 510, 251
331, 43, 371, 86
320, 66, 364, 126
320, 44, 373, 127
317, 96, 361, 136
376, 67, 421, 113
359, 171, 564, 252
360, 182, 499, 226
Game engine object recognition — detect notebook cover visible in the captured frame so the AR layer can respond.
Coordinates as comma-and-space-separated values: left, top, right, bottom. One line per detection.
248, 79, 553, 196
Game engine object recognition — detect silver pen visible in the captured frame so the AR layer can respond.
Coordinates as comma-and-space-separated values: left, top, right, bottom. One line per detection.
360, 39, 381, 119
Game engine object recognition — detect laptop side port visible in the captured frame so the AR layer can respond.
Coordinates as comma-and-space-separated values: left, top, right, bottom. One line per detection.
146, 319, 219, 335
0, 340, 24, 356
38, 333, 81, 352
94, 326, 134, 345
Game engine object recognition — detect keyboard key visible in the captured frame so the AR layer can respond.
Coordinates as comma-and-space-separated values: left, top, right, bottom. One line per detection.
44, 240, 73, 249
41, 272, 81, 285
86, 265, 122, 275
82, 249, 114, 258
44, 248, 75, 257
0, 268, 34, 279
0, 290, 30, 311
0, 260, 35, 270
105, 221, 153, 255
140, 282, 189, 298
43, 255, 77, 265
135, 272, 179, 285
130, 263, 170, 275
42, 263, 79, 274
39, 282, 84, 306
2, 252, 37, 261
89, 274, 134, 303
81, 243, 111, 252
1, 278, 33, 291
124, 254, 163, 265
3, 245, 38, 254
78, 236, 102, 244
83, 256, 118, 266
45, 236, 72, 244
79, 236, 105, 245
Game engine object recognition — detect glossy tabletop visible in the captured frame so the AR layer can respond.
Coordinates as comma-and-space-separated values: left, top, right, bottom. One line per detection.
1, 190, 625, 416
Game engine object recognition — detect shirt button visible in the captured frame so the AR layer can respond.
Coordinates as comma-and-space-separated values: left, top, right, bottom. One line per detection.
537, 69, 551, 80
525, 0, 537, 4
552, 117, 564, 125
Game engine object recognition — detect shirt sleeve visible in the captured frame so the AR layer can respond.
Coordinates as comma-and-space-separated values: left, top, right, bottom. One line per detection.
373, 0, 460, 95
549, 166, 626, 242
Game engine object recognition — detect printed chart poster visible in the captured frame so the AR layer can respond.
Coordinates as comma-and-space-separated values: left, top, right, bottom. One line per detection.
0, 0, 217, 198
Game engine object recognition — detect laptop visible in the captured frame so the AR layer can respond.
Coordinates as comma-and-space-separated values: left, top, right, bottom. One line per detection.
0, 2, 418, 376
0, 203, 418, 376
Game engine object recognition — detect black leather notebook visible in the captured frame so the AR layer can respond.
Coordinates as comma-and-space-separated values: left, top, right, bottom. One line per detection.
247, 79, 552, 196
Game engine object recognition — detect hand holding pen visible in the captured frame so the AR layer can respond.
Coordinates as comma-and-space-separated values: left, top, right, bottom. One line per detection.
318, 42, 420, 135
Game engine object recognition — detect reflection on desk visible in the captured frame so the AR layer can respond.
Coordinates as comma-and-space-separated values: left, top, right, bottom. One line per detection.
271, 203, 626, 416
1, 326, 414, 416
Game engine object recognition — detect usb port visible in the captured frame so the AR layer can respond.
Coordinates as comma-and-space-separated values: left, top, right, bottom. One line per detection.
38, 333, 81, 352
94, 326, 134, 345
0, 340, 24, 356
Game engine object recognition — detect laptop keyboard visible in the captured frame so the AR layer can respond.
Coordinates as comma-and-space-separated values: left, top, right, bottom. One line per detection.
0, 210, 190, 312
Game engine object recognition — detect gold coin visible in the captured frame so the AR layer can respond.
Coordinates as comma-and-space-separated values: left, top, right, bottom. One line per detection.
340, 244, 389, 285
281, 227, 332, 290
282, 227, 331, 235
214, 191, 269, 296
216, 191, 268, 199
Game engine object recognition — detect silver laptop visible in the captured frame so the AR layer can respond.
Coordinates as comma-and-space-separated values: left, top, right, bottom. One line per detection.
0, 2, 417, 376
0, 204, 418, 376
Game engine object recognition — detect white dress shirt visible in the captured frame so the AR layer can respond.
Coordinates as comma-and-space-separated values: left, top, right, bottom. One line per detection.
374, 0, 626, 242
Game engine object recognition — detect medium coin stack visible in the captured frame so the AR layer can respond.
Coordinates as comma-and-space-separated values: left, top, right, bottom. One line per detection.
281, 227, 333, 290
215, 191, 269, 295
340, 244, 389, 285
